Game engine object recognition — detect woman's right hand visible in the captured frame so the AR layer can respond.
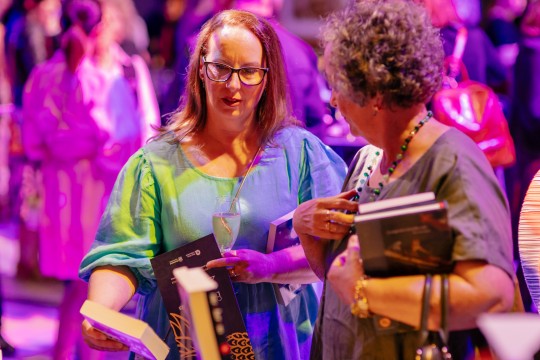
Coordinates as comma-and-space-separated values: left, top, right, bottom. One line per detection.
293, 189, 358, 240
82, 319, 129, 352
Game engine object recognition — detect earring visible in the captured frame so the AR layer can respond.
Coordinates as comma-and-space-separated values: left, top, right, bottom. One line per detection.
372, 106, 380, 117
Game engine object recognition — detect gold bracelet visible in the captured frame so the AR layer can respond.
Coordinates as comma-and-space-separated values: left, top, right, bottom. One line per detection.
350, 276, 371, 318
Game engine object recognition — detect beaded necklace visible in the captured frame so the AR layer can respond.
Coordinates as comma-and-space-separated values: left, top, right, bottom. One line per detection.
357, 111, 433, 201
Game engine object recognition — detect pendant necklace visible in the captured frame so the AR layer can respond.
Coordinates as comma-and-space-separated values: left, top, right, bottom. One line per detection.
357, 111, 433, 202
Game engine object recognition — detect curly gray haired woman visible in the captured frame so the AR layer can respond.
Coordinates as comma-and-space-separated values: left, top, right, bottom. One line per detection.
294, 1, 515, 358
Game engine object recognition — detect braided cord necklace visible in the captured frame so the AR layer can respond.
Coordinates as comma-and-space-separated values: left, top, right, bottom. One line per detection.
357, 111, 433, 201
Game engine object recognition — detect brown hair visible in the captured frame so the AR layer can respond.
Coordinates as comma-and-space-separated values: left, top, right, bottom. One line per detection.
161, 9, 295, 146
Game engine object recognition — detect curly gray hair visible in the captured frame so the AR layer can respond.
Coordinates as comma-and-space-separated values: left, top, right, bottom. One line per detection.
321, 0, 444, 109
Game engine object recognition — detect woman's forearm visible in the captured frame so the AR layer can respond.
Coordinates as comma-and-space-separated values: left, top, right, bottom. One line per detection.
298, 234, 328, 280
268, 243, 323, 284
87, 265, 139, 311
365, 262, 514, 330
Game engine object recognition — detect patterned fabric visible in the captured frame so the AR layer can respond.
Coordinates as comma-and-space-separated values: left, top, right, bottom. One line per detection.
519, 170, 540, 313
79, 127, 347, 360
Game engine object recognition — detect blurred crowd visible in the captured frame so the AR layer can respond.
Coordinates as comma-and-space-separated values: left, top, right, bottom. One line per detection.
0, 0, 539, 357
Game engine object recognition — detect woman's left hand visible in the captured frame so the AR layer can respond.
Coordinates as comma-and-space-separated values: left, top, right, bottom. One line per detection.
206, 249, 275, 284
327, 235, 365, 305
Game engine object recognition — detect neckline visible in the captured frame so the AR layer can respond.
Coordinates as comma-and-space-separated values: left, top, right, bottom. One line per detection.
357, 111, 432, 200
177, 143, 265, 181
355, 127, 454, 196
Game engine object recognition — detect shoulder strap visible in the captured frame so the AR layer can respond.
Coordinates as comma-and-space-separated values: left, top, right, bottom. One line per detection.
452, 27, 468, 62
448, 27, 468, 79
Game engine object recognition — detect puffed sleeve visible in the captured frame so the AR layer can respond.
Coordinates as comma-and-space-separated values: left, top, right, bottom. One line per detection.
79, 148, 162, 295
297, 131, 347, 202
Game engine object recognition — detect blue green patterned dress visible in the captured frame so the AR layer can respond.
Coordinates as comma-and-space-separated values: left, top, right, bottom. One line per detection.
79, 127, 347, 360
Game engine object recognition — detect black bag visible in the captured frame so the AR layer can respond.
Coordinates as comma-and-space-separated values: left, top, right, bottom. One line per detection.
415, 274, 452, 360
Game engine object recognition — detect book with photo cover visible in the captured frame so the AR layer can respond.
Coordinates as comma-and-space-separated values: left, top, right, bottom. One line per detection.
266, 209, 307, 306
80, 300, 169, 360
354, 193, 454, 277
150, 234, 254, 360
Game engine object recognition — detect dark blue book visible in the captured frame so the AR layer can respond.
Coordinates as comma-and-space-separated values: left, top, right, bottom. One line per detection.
355, 196, 454, 277
150, 234, 254, 359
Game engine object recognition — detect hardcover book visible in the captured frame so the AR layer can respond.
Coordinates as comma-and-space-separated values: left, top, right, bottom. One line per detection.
357, 192, 436, 215
80, 300, 169, 360
150, 234, 254, 360
266, 209, 299, 253
354, 193, 454, 277
266, 209, 305, 306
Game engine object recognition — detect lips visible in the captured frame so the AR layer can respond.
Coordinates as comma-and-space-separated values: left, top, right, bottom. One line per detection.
222, 97, 241, 106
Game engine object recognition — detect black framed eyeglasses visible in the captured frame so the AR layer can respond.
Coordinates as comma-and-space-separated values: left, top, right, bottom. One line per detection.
202, 57, 268, 86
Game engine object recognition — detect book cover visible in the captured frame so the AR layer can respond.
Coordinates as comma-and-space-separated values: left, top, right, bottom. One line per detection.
266, 209, 305, 306
266, 209, 298, 253
150, 234, 254, 360
354, 200, 454, 277
80, 300, 169, 360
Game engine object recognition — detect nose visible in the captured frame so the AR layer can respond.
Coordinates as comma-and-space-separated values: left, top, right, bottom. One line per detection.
226, 71, 242, 90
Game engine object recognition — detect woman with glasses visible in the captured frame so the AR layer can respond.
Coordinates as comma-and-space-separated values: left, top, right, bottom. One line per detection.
78, 9, 346, 359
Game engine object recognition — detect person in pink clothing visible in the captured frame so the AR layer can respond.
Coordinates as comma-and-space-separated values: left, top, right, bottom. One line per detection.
21, 0, 159, 358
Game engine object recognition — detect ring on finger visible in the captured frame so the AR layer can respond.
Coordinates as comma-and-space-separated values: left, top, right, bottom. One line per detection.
230, 269, 238, 278
326, 209, 331, 220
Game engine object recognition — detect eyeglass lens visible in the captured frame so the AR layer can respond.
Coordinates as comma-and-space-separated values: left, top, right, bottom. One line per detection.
205, 62, 266, 85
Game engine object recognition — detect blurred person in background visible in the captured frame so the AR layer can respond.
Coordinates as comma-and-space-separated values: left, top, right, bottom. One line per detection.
422, 0, 507, 89
145, 0, 188, 117
105, 0, 149, 60
21, 0, 159, 357
4, 0, 62, 280
6, 0, 61, 107
484, 0, 527, 70
0, 0, 13, 220
0, 1, 16, 355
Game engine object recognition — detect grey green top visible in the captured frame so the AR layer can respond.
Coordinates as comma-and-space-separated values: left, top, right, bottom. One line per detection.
79, 126, 347, 360
313, 128, 513, 360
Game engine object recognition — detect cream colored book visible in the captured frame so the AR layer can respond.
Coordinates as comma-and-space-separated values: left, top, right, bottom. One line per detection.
80, 300, 169, 360
173, 267, 222, 360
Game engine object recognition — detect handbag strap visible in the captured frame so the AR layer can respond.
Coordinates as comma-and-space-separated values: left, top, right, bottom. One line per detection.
447, 27, 469, 81
418, 273, 433, 345
439, 274, 449, 344
452, 27, 468, 63
418, 274, 451, 347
